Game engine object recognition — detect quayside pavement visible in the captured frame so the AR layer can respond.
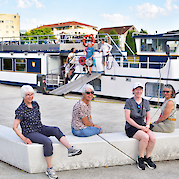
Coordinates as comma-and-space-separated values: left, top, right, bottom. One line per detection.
0, 84, 179, 179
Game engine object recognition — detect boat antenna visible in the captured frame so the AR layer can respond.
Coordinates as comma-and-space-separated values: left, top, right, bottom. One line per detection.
166, 44, 171, 84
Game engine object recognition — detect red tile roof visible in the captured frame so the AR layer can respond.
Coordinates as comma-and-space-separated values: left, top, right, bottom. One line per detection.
36, 21, 97, 29
99, 25, 134, 35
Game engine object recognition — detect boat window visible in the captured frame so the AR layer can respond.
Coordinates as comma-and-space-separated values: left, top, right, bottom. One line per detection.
141, 39, 165, 52
145, 82, 164, 98
141, 39, 153, 52
15, 58, 27, 72
89, 78, 101, 91
166, 41, 179, 53
155, 39, 165, 52
3, 58, 12, 71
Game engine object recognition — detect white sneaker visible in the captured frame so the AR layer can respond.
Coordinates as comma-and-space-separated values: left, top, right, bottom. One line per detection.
68, 146, 82, 157
46, 167, 58, 179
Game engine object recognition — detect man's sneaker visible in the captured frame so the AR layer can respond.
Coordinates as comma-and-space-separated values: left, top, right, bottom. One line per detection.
46, 167, 58, 179
144, 156, 156, 169
136, 157, 145, 170
68, 146, 82, 157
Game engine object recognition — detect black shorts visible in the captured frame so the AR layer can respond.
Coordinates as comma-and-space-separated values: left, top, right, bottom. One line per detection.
85, 64, 93, 67
125, 126, 140, 138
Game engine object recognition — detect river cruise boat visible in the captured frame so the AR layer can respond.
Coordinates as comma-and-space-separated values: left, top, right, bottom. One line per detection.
0, 32, 179, 104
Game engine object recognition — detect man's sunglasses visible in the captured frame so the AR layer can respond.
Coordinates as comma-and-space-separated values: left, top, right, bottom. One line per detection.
85, 91, 94, 95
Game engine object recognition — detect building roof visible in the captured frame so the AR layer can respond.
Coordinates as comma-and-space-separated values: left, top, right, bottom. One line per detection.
99, 25, 134, 35
36, 21, 97, 29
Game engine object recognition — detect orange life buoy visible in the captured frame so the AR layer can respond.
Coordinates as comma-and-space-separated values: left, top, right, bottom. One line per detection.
79, 56, 86, 66
83, 34, 95, 47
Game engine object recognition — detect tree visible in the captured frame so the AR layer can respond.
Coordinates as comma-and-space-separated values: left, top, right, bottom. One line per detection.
140, 29, 148, 34
139, 29, 148, 50
98, 30, 106, 39
21, 27, 55, 44
109, 29, 119, 46
125, 30, 137, 55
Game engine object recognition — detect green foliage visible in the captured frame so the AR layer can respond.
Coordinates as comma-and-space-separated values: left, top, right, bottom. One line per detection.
98, 30, 106, 38
109, 29, 119, 46
125, 30, 137, 55
140, 29, 148, 34
21, 27, 55, 43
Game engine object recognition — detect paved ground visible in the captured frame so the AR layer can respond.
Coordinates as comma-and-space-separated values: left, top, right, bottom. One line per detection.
0, 84, 179, 179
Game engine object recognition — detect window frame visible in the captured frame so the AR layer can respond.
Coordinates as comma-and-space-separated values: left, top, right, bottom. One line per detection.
15, 58, 27, 72
2, 58, 13, 71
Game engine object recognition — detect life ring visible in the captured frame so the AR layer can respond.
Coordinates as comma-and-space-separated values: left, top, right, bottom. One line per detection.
79, 56, 86, 66
83, 34, 95, 47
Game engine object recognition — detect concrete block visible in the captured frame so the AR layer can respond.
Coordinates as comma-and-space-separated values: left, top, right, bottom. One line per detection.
0, 125, 133, 173
99, 130, 179, 162
99, 132, 138, 163
0, 125, 46, 173
51, 135, 134, 172
1, 124, 179, 174
152, 130, 179, 161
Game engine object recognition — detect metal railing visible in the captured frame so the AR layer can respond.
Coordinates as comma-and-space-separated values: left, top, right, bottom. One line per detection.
0, 33, 133, 52
46, 53, 167, 88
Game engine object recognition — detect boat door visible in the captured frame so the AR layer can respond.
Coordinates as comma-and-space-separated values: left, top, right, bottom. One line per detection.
47, 55, 61, 75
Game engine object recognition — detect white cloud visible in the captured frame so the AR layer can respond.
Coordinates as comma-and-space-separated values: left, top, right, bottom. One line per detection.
16, 0, 45, 9
164, 0, 179, 11
17, 0, 32, 8
136, 3, 166, 20
136, 1, 179, 20
164, 0, 173, 10
173, 4, 179, 9
32, 0, 45, 9
100, 13, 129, 25
0, 0, 8, 6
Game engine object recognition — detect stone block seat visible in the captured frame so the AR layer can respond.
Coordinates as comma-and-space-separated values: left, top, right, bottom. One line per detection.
0, 125, 179, 173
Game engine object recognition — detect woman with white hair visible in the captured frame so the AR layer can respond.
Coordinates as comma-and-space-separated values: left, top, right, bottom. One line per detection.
71, 84, 102, 137
13, 85, 82, 179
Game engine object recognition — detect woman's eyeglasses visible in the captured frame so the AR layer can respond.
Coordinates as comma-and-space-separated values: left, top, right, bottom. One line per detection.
162, 91, 170, 93
85, 91, 94, 95
26, 94, 34, 97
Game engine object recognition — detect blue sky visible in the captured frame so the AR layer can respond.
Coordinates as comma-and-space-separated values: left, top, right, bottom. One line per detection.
0, 0, 179, 34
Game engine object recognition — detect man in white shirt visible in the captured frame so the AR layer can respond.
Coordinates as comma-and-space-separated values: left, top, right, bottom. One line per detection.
99, 39, 112, 67
64, 48, 76, 84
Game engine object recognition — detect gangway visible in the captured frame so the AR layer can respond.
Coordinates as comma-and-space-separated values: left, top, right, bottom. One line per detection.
49, 72, 102, 95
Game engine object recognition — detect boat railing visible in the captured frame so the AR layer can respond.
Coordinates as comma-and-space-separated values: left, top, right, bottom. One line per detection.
114, 55, 166, 69
45, 53, 167, 89
0, 33, 98, 45
0, 33, 126, 53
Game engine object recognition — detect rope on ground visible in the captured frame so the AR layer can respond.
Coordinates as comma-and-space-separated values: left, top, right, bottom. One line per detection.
97, 134, 136, 162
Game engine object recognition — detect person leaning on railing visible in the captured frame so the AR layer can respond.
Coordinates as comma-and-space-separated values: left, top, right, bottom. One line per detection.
150, 84, 177, 133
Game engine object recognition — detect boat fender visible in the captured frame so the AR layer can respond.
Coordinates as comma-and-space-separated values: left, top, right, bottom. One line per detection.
83, 34, 95, 46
